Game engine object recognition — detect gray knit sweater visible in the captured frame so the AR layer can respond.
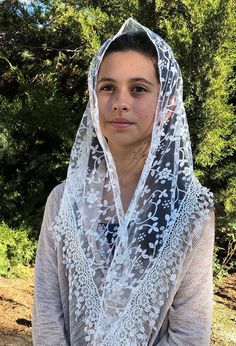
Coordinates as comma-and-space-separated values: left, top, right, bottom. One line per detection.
32, 183, 215, 345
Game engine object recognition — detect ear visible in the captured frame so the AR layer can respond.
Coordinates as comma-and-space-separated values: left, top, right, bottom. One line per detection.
166, 95, 176, 119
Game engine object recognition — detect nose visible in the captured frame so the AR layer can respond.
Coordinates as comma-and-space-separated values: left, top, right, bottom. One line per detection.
112, 103, 128, 112
112, 90, 130, 113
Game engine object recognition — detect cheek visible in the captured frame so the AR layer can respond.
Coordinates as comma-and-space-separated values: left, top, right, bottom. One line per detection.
137, 99, 156, 120
97, 96, 110, 118
97, 97, 103, 113
97, 99, 107, 126
136, 100, 156, 134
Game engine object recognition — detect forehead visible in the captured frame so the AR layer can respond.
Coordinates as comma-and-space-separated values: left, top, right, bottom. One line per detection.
98, 50, 157, 80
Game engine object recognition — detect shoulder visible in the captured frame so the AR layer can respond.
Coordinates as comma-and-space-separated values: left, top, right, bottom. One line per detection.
201, 207, 215, 240
191, 207, 215, 258
43, 181, 66, 223
205, 207, 215, 224
46, 181, 66, 207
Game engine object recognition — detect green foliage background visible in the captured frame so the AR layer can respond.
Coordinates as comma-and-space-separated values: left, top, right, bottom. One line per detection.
0, 222, 36, 277
0, 0, 235, 271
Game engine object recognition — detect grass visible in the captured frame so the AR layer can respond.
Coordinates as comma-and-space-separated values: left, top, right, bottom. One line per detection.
211, 279, 236, 345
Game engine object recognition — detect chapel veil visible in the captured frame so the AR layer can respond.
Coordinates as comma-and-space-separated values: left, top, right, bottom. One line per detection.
52, 18, 214, 345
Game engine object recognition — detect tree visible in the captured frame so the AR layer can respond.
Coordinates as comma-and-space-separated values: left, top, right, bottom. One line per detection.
0, 0, 108, 231
0, 0, 235, 270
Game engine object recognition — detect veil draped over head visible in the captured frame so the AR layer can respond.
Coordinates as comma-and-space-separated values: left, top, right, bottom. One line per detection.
53, 18, 213, 345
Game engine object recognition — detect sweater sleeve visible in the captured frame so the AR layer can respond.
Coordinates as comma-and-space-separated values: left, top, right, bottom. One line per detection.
156, 210, 215, 346
32, 183, 69, 346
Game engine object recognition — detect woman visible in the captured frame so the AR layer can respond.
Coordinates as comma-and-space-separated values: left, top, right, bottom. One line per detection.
32, 18, 215, 345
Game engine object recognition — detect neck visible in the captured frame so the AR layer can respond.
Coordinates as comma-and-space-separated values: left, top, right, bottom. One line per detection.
107, 141, 150, 213
109, 142, 150, 185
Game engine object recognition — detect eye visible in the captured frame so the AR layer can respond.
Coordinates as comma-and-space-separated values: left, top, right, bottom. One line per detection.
99, 84, 114, 92
132, 85, 148, 93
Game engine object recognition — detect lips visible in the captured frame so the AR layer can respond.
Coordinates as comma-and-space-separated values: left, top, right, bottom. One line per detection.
108, 118, 134, 129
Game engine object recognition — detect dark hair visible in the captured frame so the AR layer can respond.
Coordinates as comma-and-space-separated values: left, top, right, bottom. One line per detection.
104, 32, 159, 81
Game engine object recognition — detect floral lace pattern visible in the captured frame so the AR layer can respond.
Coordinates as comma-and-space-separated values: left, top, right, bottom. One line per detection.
54, 176, 213, 345
52, 18, 214, 345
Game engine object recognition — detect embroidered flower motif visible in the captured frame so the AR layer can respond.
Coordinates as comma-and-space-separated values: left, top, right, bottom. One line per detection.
183, 166, 191, 176
159, 167, 172, 180
86, 190, 99, 204
159, 189, 168, 198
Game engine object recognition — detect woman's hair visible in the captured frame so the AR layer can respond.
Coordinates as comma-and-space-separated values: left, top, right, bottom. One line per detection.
104, 32, 159, 81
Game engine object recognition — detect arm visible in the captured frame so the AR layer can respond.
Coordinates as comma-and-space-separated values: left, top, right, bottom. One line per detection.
32, 184, 69, 346
157, 210, 215, 346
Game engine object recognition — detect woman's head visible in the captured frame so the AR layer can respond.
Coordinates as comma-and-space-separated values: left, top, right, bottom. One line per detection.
96, 33, 160, 153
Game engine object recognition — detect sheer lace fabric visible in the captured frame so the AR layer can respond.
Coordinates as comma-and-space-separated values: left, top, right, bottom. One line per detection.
52, 18, 213, 345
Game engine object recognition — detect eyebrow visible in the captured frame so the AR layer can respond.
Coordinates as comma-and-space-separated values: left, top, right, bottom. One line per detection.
97, 77, 155, 86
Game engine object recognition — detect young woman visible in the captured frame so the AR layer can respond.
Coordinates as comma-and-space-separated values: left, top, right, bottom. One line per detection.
32, 18, 215, 345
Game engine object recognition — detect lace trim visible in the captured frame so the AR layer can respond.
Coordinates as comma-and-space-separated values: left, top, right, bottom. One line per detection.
52, 177, 213, 345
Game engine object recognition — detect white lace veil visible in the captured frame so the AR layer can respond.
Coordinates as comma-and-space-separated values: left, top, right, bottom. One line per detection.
53, 18, 213, 345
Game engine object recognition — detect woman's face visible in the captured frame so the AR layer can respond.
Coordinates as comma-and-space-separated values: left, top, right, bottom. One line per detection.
96, 50, 160, 153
